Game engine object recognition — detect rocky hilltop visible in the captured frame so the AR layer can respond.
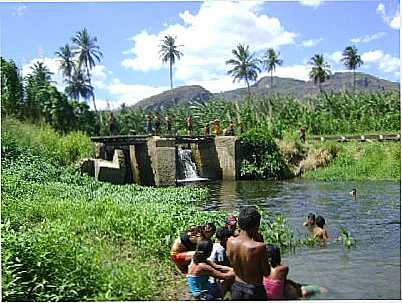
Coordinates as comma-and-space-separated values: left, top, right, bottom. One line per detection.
132, 72, 400, 111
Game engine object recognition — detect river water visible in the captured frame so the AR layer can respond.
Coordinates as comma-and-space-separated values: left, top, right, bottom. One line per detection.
184, 179, 401, 300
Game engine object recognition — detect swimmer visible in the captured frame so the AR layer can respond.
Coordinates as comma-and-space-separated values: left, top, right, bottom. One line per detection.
303, 213, 316, 233
263, 244, 327, 300
187, 239, 235, 300
349, 188, 357, 198
170, 223, 216, 274
313, 215, 329, 241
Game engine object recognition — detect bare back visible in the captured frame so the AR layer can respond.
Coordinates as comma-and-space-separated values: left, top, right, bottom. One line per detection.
227, 233, 270, 284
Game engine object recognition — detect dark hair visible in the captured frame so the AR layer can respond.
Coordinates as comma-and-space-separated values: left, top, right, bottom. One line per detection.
216, 226, 234, 240
238, 206, 261, 231
266, 244, 281, 268
193, 239, 213, 264
316, 215, 326, 228
308, 213, 316, 222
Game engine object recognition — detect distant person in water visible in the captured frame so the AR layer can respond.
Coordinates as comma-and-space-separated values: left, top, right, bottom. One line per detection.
303, 213, 316, 233
208, 226, 234, 267
186, 115, 193, 136
108, 112, 118, 136
171, 223, 216, 274
165, 114, 172, 134
204, 122, 210, 136
154, 112, 161, 135
227, 206, 270, 300
300, 127, 306, 143
263, 244, 327, 300
349, 188, 357, 198
187, 239, 235, 300
313, 215, 329, 242
146, 112, 153, 134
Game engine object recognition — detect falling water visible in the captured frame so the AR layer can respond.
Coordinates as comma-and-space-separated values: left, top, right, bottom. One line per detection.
177, 149, 207, 182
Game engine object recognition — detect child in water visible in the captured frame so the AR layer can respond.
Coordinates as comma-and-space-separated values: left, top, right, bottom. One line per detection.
313, 215, 329, 241
263, 244, 327, 300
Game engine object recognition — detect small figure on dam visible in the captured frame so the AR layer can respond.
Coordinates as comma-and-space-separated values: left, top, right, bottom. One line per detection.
299, 127, 306, 143
204, 122, 210, 136
108, 112, 118, 136
154, 112, 161, 135
146, 112, 153, 135
165, 113, 172, 135
186, 115, 194, 136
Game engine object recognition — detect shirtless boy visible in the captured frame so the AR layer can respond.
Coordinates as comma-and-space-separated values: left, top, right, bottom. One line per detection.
313, 215, 328, 241
226, 206, 270, 300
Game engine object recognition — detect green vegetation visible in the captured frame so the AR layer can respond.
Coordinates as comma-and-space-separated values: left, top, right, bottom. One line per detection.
304, 141, 400, 181
2, 118, 304, 301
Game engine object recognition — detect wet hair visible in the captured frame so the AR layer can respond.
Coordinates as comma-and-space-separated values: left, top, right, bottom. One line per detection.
315, 215, 326, 228
266, 244, 281, 268
238, 206, 261, 231
308, 213, 316, 222
204, 222, 216, 234
193, 239, 213, 264
216, 226, 234, 241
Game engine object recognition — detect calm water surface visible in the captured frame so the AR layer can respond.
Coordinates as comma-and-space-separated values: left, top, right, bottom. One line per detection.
184, 179, 401, 300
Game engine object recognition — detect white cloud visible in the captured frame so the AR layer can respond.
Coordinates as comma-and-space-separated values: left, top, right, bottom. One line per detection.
91, 65, 108, 89
122, 1, 297, 89
350, 32, 386, 43
298, 0, 323, 8
328, 51, 343, 63
300, 38, 323, 47
376, 3, 400, 30
12, 5, 27, 17
22, 57, 65, 91
105, 78, 169, 107
270, 64, 311, 81
186, 76, 244, 93
361, 49, 400, 74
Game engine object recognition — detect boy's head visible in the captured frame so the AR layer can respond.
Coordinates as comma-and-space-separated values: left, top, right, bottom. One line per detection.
307, 213, 316, 225
315, 215, 326, 228
193, 239, 213, 264
238, 206, 261, 233
216, 227, 234, 248
202, 222, 216, 239
266, 244, 281, 268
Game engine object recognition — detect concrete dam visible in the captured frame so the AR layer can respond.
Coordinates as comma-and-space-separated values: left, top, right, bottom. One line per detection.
80, 135, 242, 187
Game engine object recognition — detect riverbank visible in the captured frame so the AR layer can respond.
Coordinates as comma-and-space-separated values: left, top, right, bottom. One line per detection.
277, 135, 400, 181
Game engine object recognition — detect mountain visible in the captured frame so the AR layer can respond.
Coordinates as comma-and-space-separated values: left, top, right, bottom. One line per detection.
133, 85, 212, 112
132, 72, 400, 111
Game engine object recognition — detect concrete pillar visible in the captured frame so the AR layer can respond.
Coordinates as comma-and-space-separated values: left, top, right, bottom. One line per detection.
193, 142, 222, 180
95, 142, 105, 159
147, 137, 176, 187
95, 149, 127, 184
129, 145, 141, 184
215, 136, 241, 180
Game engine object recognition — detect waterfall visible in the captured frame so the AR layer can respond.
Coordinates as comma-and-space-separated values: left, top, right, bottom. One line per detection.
177, 149, 207, 182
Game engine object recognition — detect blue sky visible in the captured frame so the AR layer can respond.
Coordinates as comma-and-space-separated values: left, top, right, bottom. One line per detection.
0, 0, 400, 109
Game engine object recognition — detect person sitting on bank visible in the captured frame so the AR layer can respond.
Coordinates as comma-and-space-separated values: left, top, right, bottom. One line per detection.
263, 244, 327, 300
170, 223, 216, 274
187, 239, 235, 300
227, 206, 270, 300
313, 215, 329, 242
208, 226, 234, 267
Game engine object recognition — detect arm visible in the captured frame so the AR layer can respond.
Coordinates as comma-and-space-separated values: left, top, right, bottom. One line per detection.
200, 263, 234, 281
260, 244, 271, 277
206, 260, 232, 273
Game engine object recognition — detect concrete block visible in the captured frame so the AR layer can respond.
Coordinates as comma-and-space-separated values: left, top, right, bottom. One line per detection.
95, 149, 127, 185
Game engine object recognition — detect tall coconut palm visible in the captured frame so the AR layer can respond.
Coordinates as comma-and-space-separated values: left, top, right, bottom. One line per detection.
341, 45, 363, 89
262, 48, 283, 88
55, 44, 75, 81
65, 67, 93, 102
30, 61, 53, 85
72, 28, 102, 115
309, 54, 331, 93
226, 44, 261, 99
159, 35, 183, 106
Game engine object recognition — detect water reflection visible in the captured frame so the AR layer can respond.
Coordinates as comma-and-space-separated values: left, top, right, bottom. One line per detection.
183, 179, 401, 300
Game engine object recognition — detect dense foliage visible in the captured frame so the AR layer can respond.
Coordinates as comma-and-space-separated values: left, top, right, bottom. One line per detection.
1, 118, 302, 301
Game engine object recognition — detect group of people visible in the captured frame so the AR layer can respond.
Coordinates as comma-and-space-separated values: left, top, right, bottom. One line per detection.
170, 206, 326, 300
145, 112, 244, 137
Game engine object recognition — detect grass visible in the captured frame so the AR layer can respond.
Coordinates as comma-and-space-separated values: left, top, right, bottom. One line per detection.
303, 141, 400, 181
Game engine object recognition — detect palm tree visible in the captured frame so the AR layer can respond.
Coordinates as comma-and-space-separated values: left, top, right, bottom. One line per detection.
55, 44, 75, 81
341, 45, 363, 89
65, 67, 93, 102
30, 61, 53, 85
159, 35, 183, 106
72, 28, 103, 115
262, 48, 283, 88
309, 54, 331, 93
226, 44, 261, 99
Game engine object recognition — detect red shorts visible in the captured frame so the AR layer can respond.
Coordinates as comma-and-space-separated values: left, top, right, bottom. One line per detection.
171, 252, 191, 265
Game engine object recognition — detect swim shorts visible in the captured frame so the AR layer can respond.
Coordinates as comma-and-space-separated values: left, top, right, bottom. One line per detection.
231, 280, 267, 300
